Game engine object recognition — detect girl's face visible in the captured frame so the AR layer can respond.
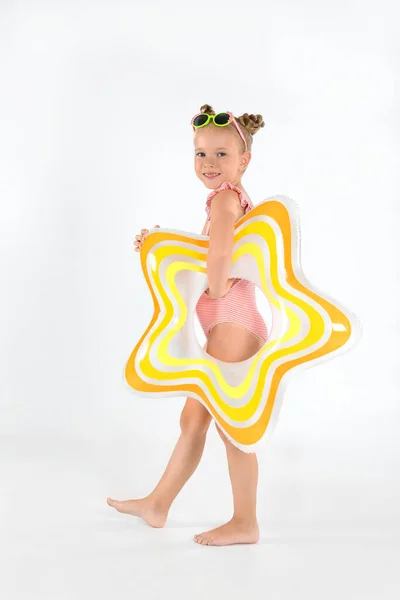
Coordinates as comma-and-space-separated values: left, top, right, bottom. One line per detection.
193, 124, 250, 190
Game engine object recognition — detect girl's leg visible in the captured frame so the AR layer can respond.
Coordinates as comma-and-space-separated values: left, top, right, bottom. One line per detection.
107, 406, 211, 527
194, 323, 263, 546
107, 342, 212, 527
107, 397, 212, 527
193, 425, 260, 545
222, 429, 258, 523
107, 396, 212, 527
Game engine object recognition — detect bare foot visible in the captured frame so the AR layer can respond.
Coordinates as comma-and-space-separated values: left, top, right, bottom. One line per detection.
193, 517, 259, 546
106, 497, 168, 528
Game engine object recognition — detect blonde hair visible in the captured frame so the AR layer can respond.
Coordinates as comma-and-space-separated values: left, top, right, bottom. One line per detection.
195, 103, 265, 153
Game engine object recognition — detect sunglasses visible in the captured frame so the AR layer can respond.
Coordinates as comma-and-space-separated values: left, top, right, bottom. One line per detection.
191, 111, 248, 152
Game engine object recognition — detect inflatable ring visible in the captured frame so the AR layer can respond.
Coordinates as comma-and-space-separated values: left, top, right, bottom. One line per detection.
124, 195, 362, 453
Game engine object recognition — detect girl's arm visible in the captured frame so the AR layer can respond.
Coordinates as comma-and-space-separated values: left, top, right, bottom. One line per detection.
206, 191, 239, 299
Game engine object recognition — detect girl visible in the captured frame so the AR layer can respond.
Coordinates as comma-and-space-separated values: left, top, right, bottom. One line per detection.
107, 104, 268, 546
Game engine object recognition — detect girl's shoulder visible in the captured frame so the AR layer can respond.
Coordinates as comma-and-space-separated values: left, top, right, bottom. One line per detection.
205, 181, 254, 218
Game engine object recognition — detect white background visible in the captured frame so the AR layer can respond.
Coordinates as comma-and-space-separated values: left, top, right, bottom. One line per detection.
1, 1, 399, 598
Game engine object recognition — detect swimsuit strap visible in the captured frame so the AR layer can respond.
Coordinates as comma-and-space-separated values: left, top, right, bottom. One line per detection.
205, 181, 254, 218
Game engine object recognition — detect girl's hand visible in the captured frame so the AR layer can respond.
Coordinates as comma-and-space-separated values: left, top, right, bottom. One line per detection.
134, 225, 160, 252
206, 278, 236, 298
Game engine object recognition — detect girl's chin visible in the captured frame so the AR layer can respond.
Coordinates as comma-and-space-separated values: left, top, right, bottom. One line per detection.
203, 175, 223, 184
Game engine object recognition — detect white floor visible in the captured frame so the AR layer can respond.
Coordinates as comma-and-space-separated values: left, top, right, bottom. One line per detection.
2, 427, 399, 600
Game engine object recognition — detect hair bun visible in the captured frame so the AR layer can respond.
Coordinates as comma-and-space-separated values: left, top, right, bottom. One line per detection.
237, 113, 265, 135
199, 104, 215, 115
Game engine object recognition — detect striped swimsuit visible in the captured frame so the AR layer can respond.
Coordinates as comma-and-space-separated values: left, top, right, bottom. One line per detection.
195, 181, 269, 344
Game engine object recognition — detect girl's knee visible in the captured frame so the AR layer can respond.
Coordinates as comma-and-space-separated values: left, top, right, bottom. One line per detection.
179, 397, 212, 437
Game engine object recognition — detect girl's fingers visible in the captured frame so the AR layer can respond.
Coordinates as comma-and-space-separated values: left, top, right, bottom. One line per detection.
134, 226, 160, 251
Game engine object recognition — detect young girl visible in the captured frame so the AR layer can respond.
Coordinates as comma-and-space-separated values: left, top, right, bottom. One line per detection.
107, 104, 268, 546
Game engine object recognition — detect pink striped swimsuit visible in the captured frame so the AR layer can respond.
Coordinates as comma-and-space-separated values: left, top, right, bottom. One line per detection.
195, 182, 269, 344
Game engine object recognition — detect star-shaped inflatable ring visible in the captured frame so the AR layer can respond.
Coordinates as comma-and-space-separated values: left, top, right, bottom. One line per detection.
124, 195, 361, 453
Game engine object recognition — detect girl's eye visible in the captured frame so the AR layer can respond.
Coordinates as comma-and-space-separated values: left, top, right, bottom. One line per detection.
196, 152, 226, 157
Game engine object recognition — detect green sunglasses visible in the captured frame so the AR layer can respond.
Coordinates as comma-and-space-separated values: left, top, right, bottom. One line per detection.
191, 111, 248, 151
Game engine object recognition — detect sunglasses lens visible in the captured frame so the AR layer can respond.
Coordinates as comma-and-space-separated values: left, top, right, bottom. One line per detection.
193, 115, 208, 127
214, 113, 230, 125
